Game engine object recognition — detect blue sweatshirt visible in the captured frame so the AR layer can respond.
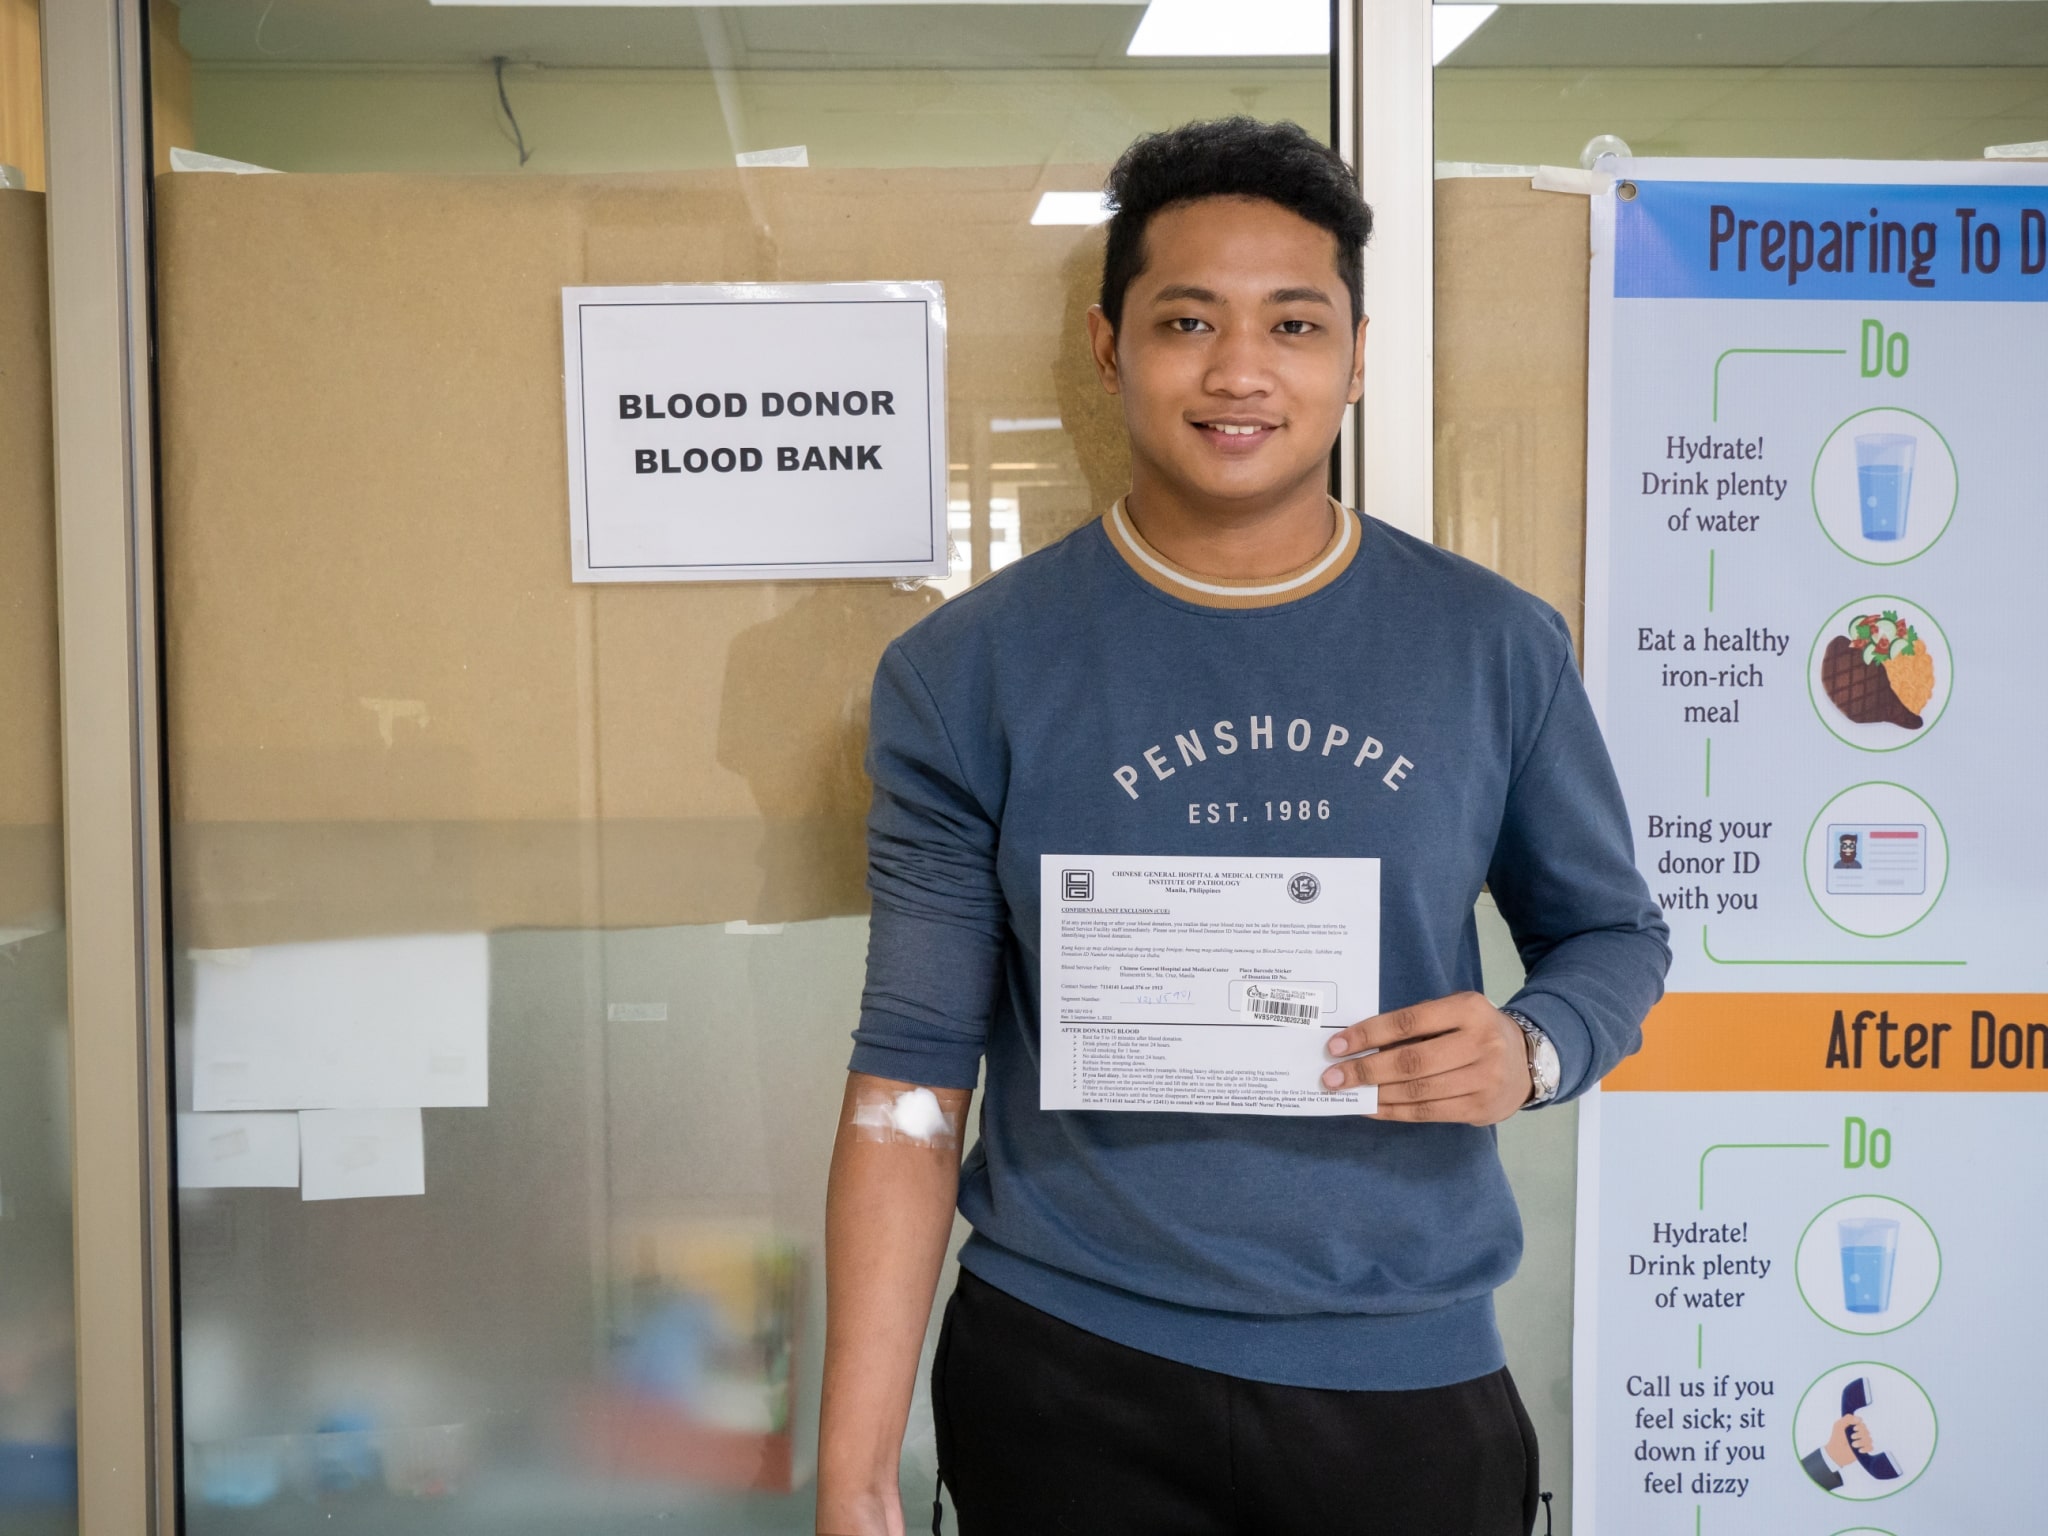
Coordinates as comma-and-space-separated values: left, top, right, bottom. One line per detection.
851, 501, 1669, 1390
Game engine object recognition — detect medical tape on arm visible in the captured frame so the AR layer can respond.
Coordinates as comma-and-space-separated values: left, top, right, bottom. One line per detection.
849, 1083, 962, 1150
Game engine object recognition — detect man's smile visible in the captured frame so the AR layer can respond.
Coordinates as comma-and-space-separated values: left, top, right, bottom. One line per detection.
1192, 416, 1281, 449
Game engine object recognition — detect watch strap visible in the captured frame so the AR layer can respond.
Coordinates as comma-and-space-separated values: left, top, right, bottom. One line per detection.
1502, 1007, 1560, 1107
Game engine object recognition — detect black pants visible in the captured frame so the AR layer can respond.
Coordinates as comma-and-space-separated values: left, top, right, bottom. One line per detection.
933, 1270, 1539, 1536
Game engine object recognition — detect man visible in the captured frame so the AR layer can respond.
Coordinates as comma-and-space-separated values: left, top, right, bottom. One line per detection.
818, 117, 1669, 1536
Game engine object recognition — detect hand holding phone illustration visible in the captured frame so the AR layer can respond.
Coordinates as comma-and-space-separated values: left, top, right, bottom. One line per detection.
1802, 1375, 1904, 1491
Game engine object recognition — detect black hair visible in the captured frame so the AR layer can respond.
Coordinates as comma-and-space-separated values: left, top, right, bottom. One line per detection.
1098, 117, 1373, 331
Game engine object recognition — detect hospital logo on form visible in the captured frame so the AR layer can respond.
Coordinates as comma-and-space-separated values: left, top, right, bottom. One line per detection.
1287, 872, 1321, 904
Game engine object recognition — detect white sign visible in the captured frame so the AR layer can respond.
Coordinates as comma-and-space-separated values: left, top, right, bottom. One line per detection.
561, 281, 949, 583
1039, 855, 1379, 1116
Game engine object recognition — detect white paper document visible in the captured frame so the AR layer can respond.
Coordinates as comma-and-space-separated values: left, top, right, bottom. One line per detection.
191, 933, 489, 1111
298, 1108, 426, 1201
1039, 856, 1380, 1116
176, 1112, 301, 1189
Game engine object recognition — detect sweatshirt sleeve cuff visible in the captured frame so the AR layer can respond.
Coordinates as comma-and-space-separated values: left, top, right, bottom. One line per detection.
848, 1014, 985, 1091
1502, 989, 1596, 1105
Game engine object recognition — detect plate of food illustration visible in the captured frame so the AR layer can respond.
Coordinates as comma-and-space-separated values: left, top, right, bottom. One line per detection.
1807, 598, 1949, 750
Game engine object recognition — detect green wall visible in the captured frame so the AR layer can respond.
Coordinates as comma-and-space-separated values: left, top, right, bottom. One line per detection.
1438, 65, 2048, 166
189, 62, 1329, 173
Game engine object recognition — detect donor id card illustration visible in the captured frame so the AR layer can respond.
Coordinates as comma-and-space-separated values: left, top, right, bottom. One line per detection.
1825, 823, 1928, 896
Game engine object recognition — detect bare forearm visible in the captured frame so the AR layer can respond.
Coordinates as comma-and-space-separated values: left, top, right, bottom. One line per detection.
818, 1073, 971, 1534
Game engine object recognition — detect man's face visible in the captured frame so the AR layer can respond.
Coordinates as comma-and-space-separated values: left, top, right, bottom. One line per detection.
1088, 196, 1366, 512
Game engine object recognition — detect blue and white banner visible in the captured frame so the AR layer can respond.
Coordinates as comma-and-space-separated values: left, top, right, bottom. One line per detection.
1576, 157, 2048, 1536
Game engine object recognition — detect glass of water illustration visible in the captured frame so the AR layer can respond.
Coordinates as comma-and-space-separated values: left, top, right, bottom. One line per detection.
1839, 1216, 1900, 1314
1855, 433, 1917, 541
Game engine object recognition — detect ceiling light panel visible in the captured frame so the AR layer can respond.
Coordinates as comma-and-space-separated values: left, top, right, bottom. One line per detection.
1432, 4, 1498, 65
1125, 0, 1327, 58
1031, 191, 1114, 226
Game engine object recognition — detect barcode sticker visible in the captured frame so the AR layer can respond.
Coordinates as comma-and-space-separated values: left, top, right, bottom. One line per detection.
1249, 995, 1322, 1023
1233, 981, 1336, 1026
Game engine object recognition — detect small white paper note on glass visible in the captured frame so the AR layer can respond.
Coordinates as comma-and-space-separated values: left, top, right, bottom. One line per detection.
176, 1112, 300, 1189
299, 1109, 425, 1201
191, 933, 488, 1111
1040, 855, 1380, 1116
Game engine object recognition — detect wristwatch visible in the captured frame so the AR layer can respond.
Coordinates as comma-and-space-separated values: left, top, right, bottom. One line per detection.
1502, 1008, 1560, 1108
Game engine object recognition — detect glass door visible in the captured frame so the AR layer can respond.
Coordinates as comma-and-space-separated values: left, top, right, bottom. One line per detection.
145, 1, 1335, 1528
1435, 0, 2048, 637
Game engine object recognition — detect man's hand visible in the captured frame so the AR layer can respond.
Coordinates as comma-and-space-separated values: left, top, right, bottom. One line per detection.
815, 1486, 902, 1536
1319, 992, 1532, 1125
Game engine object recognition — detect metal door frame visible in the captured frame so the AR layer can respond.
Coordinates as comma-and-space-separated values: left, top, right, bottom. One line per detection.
1347, 0, 1435, 540
42, 0, 176, 1530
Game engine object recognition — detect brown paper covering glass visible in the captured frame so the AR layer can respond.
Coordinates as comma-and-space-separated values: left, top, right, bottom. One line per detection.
0, 190, 61, 929
1432, 177, 1591, 653
155, 169, 1126, 945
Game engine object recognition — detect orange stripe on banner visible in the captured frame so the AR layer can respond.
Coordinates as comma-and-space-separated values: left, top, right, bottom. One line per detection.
1604, 993, 2048, 1092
